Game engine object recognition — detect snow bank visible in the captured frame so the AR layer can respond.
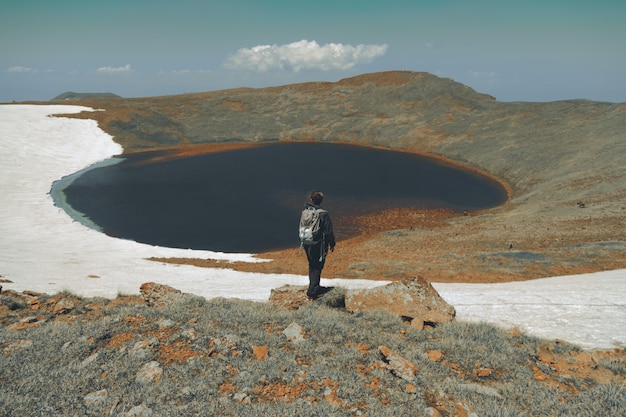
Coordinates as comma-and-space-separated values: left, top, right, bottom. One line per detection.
1, 104, 624, 350
433, 271, 625, 350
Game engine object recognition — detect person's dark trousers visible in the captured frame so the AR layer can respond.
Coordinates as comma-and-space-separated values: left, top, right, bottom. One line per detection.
305, 243, 325, 298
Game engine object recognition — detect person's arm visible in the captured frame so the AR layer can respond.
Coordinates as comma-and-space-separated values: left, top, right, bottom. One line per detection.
324, 212, 336, 251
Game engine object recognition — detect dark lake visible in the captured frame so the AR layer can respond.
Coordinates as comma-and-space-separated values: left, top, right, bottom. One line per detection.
57, 142, 507, 253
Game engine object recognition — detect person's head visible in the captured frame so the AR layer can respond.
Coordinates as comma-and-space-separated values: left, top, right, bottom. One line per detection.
310, 190, 324, 206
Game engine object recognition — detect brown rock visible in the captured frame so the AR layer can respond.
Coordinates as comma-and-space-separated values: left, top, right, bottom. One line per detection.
424, 407, 442, 417
52, 298, 75, 314
252, 345, 269, 361
131, 338, 159, 359
508, 327, 522, 337
533, 366, 547, 381
233, 392, 251, 404
346, 276, 455, 325
6, 316, 41, 331
427, 350, 444, 362
379, 345, 418, 381
135, 361, 163, 384
268, 285, 309, 310
34, 294, 81, 315
474, 368, 494, 378
1, 339, 33, 355
455, 401, 476, 417
139, 282, 182, 307
357, 344, 370, 354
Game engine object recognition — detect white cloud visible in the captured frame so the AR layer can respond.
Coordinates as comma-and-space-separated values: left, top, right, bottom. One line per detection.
7, 66, 35, 73
223, 39, 388, 72
97, 64, 133, 74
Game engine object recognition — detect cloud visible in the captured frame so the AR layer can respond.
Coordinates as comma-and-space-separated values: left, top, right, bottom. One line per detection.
223, 40, 388, 72
97, 64, 133, 74
7, 66, 35, 73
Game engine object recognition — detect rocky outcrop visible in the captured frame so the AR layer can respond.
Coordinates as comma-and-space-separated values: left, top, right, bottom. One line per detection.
345, 276, 455, 328
139, 282, 183, 307
379, 345, 419, 381
269, 285, 309, 310
269, 277, 455, 329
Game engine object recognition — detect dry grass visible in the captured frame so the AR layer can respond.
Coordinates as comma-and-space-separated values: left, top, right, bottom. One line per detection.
1, 290, 624, 416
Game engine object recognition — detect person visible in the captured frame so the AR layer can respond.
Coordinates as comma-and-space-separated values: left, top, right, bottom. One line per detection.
303, 191, 336, 300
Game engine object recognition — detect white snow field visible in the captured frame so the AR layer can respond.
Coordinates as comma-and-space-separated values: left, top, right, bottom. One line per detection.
1, 104, 624, 350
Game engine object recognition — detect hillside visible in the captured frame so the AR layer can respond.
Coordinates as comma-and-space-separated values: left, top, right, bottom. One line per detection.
51, 91, 122, 101
60, 70, 626, 282
1, 284, 624, 416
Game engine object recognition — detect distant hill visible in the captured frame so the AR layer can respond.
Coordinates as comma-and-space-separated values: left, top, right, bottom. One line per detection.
51, 91, 121, 101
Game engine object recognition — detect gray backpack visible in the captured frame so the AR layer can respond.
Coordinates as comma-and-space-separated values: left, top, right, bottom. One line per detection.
299, 206, 326, 247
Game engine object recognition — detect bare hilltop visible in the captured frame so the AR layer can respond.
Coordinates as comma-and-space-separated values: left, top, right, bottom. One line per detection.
61, 70, 626, 282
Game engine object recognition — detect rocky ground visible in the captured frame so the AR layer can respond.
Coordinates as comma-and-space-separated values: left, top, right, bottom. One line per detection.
55, 70, 626, 283
1, 282, 624, 416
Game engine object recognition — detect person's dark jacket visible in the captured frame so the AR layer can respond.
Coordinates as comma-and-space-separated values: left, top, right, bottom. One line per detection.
305, 202, 335, 252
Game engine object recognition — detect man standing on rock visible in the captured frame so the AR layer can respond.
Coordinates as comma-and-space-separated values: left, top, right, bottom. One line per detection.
300, 191, 336, 300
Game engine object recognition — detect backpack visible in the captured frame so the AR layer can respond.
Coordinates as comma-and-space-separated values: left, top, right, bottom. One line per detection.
299, 206, 326, 247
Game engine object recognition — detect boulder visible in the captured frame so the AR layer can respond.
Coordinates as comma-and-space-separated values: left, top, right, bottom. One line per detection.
345, 276, 455, 327
269, 285, 309, 310
139, 282, 183, 307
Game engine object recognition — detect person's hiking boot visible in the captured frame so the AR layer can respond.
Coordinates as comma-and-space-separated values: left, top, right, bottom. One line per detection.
317, 286, 333, 297
306, 286, 333, 301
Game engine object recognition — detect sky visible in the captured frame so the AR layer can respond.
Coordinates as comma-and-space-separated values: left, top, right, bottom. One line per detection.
1, 104, 624, 350
1, 0, 625, 103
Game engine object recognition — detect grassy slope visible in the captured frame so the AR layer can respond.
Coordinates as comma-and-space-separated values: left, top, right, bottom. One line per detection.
1, 289, 624, 416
